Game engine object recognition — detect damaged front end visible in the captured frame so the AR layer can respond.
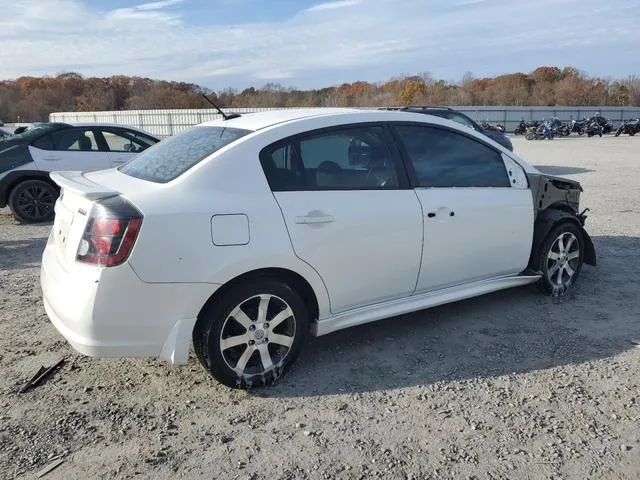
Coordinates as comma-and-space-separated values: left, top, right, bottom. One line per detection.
528, 172, 596, 266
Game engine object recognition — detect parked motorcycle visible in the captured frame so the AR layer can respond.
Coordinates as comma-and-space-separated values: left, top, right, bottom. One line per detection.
481, 121, 505, 133
587, 114, 614, 134
525, 121, 554, 140
585, 120, 603, 137
514, 120, 540, 135
570, 119, 587, 135
549, 117, 570, 137
614, 118, 639, 136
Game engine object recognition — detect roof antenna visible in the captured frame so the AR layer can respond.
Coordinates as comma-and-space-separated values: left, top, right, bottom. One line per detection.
201, 94, 241, 120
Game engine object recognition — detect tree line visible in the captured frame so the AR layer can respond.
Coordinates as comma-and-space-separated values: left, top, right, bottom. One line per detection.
1, 67, 638, 123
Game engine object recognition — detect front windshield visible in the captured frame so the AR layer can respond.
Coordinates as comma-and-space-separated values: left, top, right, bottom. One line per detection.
119, 125, 252, 183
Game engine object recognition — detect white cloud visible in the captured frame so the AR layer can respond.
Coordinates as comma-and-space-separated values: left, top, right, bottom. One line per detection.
305, 0, 363, 12
107, 0, 183, 22
0, 0, 638, 89
136, 0, 184, 10
255, 71, 296, 80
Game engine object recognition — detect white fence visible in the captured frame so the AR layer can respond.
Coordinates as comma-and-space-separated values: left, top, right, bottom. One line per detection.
50, 107, 305, 138
50, 106, 640, 138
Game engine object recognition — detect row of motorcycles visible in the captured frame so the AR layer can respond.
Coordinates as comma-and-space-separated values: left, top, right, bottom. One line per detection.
513, 115, 640, 140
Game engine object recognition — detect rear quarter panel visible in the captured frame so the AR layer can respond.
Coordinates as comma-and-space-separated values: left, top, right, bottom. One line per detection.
124, 136, 333, 318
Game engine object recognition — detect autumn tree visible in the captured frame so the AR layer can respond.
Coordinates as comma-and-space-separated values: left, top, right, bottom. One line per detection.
0, 67, 638, 123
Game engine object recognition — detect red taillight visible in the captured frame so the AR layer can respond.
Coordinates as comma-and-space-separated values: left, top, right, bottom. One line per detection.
93, 218, 122, 236
77, 197, 142, 267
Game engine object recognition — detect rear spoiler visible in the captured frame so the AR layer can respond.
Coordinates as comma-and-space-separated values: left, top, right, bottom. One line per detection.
49, 171, 119, 201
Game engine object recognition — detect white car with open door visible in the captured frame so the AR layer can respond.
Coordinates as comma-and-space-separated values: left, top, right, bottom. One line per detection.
0, 122, 159, 223
40, 108, 596, 389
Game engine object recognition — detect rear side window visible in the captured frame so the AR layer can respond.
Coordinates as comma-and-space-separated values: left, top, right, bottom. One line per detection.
260, 125, 400, 191
394, 125, 510, 188
119, 126, 251, 183
50, 128, 99, 151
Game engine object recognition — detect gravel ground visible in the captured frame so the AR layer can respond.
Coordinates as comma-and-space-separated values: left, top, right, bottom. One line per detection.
1, 134, 639, 480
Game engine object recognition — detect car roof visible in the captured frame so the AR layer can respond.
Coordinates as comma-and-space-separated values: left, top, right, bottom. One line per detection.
200, 108, 366, 131
68, 122, 158, 136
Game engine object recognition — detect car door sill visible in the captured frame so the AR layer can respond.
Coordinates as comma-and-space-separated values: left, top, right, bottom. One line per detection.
311, 274, 541, 336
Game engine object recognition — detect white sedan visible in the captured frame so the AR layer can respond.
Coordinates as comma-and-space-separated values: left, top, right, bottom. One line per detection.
0, 122, 159, 223
40, 108, 596, 388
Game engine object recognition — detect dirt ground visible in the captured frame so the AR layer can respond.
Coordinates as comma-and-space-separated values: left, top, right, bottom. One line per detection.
1, 134, 639, 480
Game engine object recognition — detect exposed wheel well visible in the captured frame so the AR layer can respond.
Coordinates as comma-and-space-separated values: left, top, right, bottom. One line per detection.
529, 206, 596, 269
196, 267, 320, 326
547, 203, 577, 216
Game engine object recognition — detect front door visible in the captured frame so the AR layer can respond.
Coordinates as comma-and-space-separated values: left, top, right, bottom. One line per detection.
29, 127, 109, 172
260, 124, 423, 314
392, 123, 534, 293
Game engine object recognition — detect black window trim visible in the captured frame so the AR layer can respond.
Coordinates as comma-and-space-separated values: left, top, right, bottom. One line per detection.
259, 121, 412, 192
386, 121, 512, 189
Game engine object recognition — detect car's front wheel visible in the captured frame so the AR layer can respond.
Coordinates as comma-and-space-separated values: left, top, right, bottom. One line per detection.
193, 278, 308, 388
8, 179, 58, 223
534, 222, 584, 296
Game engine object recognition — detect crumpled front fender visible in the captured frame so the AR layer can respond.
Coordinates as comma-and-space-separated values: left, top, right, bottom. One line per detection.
528, 208, 596, 269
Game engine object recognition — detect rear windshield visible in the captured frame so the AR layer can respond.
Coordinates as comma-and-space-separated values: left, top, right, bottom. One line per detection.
119, 126, 252, 183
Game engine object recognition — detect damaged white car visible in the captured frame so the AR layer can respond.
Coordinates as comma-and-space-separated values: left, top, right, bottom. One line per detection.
40, 108, 596, 388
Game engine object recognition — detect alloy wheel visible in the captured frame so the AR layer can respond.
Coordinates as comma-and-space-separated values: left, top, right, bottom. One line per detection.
546, 232, 580, 290
219, 294, 296, 377
15, 184, 56, 221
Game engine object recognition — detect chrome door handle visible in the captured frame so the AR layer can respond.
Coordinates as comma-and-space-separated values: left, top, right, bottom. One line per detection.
43, 157, 59, 161
294, 214, 334, 224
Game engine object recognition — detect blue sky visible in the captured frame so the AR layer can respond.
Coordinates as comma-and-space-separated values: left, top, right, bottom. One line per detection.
1, 0, 639, 90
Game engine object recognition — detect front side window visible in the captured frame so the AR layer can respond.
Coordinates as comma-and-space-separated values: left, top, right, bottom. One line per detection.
260, 125, 400, 191
394, 125, 510, 188
101, 129, 157, 153
45, 128, 99, 152
120, 126, 251, 183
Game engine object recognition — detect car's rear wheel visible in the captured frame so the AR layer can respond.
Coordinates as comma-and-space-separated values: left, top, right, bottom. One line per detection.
8, 179, 58, 223
193, 278, 308, 388
534, 222, 584, 296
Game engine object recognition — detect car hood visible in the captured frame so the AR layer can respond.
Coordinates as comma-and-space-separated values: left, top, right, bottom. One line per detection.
482, 129, 513, 151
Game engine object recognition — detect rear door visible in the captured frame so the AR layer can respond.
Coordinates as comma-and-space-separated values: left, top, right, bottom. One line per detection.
29, 127, 109, 172
99, 128, 158, 167
391, 123, 533, 293
260, 123, 423, 314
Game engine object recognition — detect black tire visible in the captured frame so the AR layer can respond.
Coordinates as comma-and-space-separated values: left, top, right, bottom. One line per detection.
533, 222, 584, 296
8, 179, 58, 223
630, 131, 636, 136
193, 278, 308, 388
615, 130, 621, 137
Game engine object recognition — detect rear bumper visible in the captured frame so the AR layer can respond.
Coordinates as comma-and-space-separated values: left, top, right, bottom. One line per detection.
40, 241, 218, 364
